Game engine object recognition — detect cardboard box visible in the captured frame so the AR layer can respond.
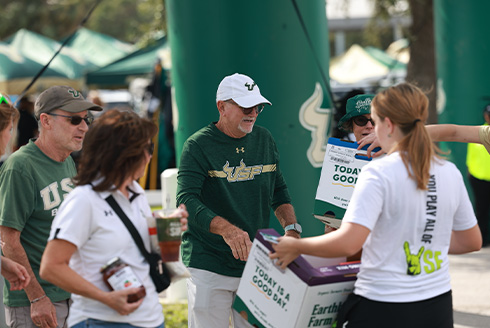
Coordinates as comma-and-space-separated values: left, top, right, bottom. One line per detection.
233, 229, 359, 328
314, 137, 377, 228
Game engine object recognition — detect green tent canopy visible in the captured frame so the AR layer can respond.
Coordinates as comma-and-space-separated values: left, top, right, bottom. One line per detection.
0, 42, 80, 95
65, 28, 134, 68
6, 29, 91, 80
85, 37, 168, 88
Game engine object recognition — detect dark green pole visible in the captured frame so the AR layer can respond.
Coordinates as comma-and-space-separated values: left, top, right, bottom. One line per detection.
434, 0, 490, 171
166, 0, 332, 237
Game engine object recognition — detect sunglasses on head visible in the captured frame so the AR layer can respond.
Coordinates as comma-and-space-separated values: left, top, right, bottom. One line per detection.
0, 93, 10, 105
46, 113, 94, 126
226, 100, 265, 115
352, 115, 375, 127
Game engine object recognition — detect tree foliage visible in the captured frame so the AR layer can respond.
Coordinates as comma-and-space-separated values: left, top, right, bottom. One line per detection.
366, 0, 437, 123
0, 0, 166, 45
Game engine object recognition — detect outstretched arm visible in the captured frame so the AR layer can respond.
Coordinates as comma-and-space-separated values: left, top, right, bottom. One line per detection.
269, 222, 370, 269
426, 124, 481, 143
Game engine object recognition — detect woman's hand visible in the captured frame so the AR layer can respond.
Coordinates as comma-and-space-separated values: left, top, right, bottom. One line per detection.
103, 288, 145, 316
357, 132, 384, 158
269, 236, 301, 270
169, 204, 189, 231
1, 256, 30, 290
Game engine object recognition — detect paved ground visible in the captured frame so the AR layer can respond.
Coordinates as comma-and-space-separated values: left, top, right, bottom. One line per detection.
451, 246, 490, 328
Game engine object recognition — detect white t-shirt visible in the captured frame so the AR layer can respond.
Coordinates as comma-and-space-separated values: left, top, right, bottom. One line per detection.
343, 152, 477, 302
49, 181, 164, 327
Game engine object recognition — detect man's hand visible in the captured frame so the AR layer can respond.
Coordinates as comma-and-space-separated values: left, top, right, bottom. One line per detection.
1, 256, 30, 290
30, 296, 58, 328
210, 216, 253, 261
222, 225, 253, 261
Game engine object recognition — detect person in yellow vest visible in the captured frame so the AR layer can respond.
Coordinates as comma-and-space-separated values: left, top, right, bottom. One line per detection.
466, 106, 490, 246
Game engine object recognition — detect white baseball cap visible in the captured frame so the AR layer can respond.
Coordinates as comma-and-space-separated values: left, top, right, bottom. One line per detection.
216, 73, 271, 108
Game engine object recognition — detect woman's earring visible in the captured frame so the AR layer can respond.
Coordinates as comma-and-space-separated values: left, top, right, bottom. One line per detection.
388, 133, 391, 138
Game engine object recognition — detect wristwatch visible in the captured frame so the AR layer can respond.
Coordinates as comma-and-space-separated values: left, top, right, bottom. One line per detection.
284, 223, 302, 234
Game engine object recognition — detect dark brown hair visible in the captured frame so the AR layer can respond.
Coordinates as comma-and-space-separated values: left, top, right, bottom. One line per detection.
372, 83, 441, 190
74, 109, 158, 191
0, 102, 19, 132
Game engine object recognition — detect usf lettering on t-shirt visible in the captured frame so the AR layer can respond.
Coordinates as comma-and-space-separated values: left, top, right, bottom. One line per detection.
0, 140, 74, 306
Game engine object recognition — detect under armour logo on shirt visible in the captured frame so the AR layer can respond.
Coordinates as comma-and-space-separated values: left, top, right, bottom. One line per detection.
105, 210, 113, 216
236, 147, 245, 153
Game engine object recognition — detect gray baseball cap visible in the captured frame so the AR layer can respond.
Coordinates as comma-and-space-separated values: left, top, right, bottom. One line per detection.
34, 86, 103, 119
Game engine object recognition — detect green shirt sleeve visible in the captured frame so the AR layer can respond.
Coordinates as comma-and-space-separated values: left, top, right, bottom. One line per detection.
177, 139, 217, 232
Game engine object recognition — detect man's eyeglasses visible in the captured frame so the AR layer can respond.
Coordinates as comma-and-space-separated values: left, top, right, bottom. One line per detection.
146, 142, 155, 156
226, 100, 264, 115
352, 115, 375, 127
46, 113, 94, 126
0, 93, 10, 105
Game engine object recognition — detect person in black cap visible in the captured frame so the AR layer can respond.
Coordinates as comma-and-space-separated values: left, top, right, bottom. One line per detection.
0, 86, 102, 328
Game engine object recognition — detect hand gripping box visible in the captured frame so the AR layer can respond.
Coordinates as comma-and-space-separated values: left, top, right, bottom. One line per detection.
314, 137, 378, 228
233, 229, 359, 328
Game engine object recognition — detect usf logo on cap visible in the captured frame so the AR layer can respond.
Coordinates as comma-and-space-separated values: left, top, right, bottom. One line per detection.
68, 89, 81, 98
245, 82, 256, 91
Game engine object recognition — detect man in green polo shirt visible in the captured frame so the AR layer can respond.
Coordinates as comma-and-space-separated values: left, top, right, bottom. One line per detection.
0, 86, 101, 328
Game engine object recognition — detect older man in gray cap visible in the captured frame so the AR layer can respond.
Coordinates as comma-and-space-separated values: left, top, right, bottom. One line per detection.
0, 86, 102, 328
177, 73, 300, 328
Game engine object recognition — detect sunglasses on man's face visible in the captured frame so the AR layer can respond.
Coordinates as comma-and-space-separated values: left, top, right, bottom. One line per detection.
352, 115, 375, 127
226, 100, 265, 115
46, 113, 94, 126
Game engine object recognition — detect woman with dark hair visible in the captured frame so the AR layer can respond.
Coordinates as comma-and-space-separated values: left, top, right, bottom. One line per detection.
0, 94, 31, 290
40, 109, 187, 328
270, 83, 481, 328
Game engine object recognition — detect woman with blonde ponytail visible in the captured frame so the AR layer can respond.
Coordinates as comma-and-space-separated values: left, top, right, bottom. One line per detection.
269, 82, 482, 328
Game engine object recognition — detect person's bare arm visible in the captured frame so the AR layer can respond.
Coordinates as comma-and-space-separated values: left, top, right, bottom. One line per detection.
210, 216, 252, 261
0, 256, 30, 290
274, 203, 300, 238
270, 222, 370, 269
0, 226, 58, 328
449, 225, 482, 254
40, 239, 143, 316
426, 124, 481, 143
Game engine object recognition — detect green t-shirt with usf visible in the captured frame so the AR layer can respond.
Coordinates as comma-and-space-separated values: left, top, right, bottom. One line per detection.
0, 140, 74, 306
177, 123, 291, 277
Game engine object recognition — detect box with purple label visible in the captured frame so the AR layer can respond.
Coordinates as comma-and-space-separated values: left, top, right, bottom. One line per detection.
233, 229, 359, 328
